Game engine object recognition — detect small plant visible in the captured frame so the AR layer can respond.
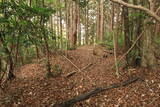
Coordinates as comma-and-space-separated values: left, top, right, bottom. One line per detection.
67, 47, 76, 50
52, 64, 62, 75
45, 64, 62, 78
45, 60, 54, 78
46, 71, 54, 78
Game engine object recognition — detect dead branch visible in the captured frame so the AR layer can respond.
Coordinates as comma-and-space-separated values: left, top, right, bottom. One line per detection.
53, 77, 140, 107
110, 0, 160, 22
65, 63, 93, 78
117, 30, 144, 63
62, 54, 81, 72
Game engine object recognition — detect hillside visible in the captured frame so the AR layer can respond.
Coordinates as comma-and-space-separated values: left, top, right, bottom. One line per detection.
0, 45, 160, 107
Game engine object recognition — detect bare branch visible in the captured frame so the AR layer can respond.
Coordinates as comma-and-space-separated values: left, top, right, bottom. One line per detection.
110, 0, 160, 22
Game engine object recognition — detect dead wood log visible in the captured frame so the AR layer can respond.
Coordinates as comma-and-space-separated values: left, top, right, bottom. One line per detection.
53, 77, 140, 107
65, 63, 93, 78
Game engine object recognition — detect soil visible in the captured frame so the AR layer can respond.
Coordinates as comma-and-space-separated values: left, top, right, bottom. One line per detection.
0, 45, 160, 107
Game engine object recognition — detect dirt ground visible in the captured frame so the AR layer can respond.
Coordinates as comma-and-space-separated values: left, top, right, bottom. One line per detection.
0, 45, 160, 107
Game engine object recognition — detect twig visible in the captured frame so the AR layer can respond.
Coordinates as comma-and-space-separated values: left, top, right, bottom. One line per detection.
147, 95, 160, 105
144, 80, 153, 92
62, 55, 81, 72
156, 6, 160, 14
81, 63, 93, 71
66, 63, 93, 78
62, 54, 93, 84
117, 30, 144, 63
112, 30, 119, 77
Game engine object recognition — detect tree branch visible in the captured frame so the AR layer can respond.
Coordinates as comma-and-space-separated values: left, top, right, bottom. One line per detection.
110, 0, 160, 22
53, 77, 140, 107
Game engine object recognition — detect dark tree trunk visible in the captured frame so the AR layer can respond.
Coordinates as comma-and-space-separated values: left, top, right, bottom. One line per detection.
0, 34, 15, 80
122, 0, 132, 66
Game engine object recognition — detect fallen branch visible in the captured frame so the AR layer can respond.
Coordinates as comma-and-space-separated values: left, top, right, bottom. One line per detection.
53, 77, 140, 107
62, 55, 81, 72
65, 63, 93, 78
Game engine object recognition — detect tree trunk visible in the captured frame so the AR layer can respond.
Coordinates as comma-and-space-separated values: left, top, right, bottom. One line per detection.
99, 0, 104, 41
77, 2, 81, 46
141, 0, 157, 69
68, 1, 78, 48
85, 2, 89, 45
122, 0, 131, 66
59, 1, 63, 49
96, 0, 104, 42
141, 24, 156, 69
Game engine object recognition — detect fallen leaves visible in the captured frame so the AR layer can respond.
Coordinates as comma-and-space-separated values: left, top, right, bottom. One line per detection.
0, 45, 160, 106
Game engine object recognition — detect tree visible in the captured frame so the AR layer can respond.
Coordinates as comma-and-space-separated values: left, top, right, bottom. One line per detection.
96, 0, 104, 42
110, 0, 160, 69
0, 0, 54, 80
67, 0, 78, 48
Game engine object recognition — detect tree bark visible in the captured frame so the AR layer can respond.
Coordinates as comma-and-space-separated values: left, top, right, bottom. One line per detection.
96, 0, 104, 42
85, 1, 89, 44
68, 1, 78, 48
122, 0, 131, 66
141, 24, 156, 69
141, 1, 157, 69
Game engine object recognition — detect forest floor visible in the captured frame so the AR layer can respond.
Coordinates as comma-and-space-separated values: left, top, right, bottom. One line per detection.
0, 45, 160, 107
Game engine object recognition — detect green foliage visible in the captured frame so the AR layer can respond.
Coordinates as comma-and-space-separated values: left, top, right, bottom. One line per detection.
67, 47, 76, 50
45, 64, 62, 78
98, 32, 124, 50
118, 33, 125, 48
97, 31, 114, 50
129, 12, 147, 21
46, 0, 56, 3
154, 35, 160, 45
0, 0, 55, 67
146, 21, 155, 25
53, 64, 62, 73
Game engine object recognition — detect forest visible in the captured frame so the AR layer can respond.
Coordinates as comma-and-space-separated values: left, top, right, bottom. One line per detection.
0, 0, 160, 106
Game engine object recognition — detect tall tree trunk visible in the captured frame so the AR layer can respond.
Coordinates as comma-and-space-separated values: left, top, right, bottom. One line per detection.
59, 0, 63, 49
141, 0, 156, 69
96, 1, 100, 42
96, 0, 104, 42
122, 0, 131, 66
68, 1, 78, 48
0, 37, 15, 80
115, 4, 121, 52
77, 2, 81, 46
41, 0, 52, 75
85, 1, 89, 45
1, 0, 15, 80
141, 24, 156, 69
99, 0, 104, 41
